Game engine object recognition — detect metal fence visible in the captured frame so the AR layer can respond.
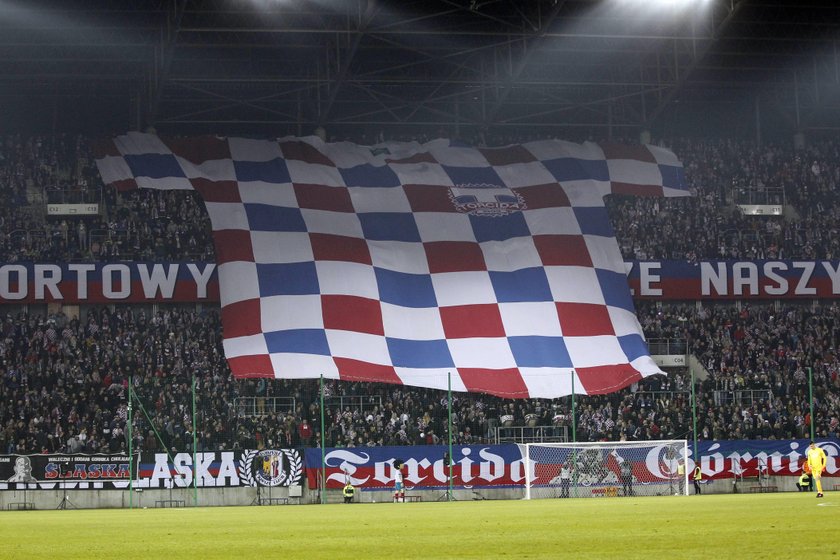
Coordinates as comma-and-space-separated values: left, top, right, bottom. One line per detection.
646, 338, 688, 355
235, 397, 297, 417
713, 389, 773, 406
494, 425, 569, 444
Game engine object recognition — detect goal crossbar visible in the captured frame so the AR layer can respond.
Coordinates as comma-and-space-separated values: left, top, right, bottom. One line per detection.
523, 440, 689, 499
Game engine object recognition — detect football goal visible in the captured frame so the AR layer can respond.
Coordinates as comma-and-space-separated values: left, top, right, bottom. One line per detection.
523, 440, 689, 499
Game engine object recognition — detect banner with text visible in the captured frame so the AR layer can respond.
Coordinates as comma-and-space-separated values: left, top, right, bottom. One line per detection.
1, 440, 837, 490
0, 453, 131, 490
524, 439, 840, 491
305, 444, 525, 490
0, 262, 218, 303
690, 439, 840, 481
0, 449, 302, 490
303, 439, 840, 490
627, 260, 840, 300
5, 260, 840, 304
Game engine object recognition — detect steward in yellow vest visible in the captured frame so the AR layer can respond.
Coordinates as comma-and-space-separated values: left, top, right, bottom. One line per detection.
343, 483, 356, 503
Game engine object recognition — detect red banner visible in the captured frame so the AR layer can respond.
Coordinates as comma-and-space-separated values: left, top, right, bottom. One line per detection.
0, 262, 218, 303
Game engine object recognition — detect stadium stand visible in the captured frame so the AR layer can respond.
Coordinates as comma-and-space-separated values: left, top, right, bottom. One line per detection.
4, 135, 840, 263
3, 134, 840, 457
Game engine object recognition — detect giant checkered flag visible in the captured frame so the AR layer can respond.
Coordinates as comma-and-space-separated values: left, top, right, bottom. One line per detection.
96, 133, 688, 398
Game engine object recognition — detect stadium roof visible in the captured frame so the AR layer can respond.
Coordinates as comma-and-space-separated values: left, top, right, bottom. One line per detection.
1, 0, 839, 138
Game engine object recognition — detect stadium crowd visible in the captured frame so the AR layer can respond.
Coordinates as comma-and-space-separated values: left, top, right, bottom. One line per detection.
2, 134, 840, 263
2, 132, 840, 457
1, 299, 839, 456
0, 134, 214, 263
608, 137, 840, 262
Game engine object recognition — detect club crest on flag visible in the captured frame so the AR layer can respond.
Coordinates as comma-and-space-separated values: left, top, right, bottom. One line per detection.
240, 449, 303, 487
448, 183, 526, 216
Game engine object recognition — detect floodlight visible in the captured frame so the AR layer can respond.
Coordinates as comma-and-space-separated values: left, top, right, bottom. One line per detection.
615, 0, 710, 5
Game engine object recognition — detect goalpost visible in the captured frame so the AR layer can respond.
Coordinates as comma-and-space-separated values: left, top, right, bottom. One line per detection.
523, 440, 689, 499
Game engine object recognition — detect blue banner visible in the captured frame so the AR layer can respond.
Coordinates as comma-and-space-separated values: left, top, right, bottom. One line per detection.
305, 444, 524, 489
2, 439, 836, 490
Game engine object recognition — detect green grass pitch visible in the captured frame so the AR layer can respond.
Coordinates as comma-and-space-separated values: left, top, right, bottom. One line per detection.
1, 493, 837, 559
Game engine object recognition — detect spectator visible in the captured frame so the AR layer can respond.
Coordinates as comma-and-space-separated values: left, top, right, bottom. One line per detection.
4, 133, 840, 456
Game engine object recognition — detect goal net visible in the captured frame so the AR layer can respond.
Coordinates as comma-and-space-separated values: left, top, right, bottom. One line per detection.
523, 440, 688, 499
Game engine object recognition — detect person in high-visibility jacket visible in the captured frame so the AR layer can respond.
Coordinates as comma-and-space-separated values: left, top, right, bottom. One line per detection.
800, 461, 814, 492
692, 466, 703, 495
676, 460, 686, 495
806, 441, 827, 498
343, 483, 356, 503
796, 471, 812, 492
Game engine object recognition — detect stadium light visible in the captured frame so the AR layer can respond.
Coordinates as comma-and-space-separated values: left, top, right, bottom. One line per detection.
0, 0, 43, 26
617, 0, 710, 4
612, 0, 713, 11
240, 0, 294, 7
609, 0, 713, 21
